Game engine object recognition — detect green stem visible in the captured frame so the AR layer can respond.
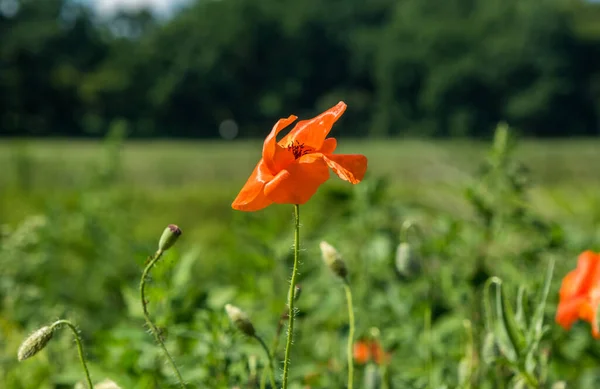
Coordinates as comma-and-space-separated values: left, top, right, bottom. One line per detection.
255, 335, 277, 389
140, 249, 186, 388
260, 314, 286, 388
282, 204, 301, 389
343, 282, 355, 389
51, 320, 93, 389
380, 363, 390, 389
425, 306, 433, 388
271, 315, 285, 359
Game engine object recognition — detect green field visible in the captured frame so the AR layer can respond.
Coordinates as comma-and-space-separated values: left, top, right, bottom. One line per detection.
1, 137, 600, 388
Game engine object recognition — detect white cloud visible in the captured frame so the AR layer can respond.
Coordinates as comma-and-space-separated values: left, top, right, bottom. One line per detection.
92, 0, 187, 15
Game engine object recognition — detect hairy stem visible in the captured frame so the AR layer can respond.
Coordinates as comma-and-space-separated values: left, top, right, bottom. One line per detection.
140, 250, 186, 388
51, 320, 93, 389
343, 281, 355, 389
281, 204, 300, 389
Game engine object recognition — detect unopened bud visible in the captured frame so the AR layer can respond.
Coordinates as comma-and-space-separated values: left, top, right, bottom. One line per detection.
320, 241, 348, 279
551, 382, 566, 389
394, 242, 420, 277
158, 224, 182, 252
225, 304, 256, 336
95, 379, 122, 389
369, 327, 381, 339
17, 326, 54, 361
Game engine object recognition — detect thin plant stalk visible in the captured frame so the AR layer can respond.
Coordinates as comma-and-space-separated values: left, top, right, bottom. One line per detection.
343, 281, 355, 389
380, 363, 390, 389
271, 314, 286, 358
260, 312, 286, 388
255, 335, 277, 389
51, 320, 93, 389
281, 204, 301, 389
140, 249, 186, 388
425, 306, 433, 388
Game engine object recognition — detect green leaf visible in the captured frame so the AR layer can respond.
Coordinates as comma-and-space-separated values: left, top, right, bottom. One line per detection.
526, 258, 555, 346
499, 282, 527, 358
515, 285, 529, 332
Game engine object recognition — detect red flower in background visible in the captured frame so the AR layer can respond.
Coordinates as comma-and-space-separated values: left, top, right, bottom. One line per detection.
353, 340, 390, 365
556, 250, 600, 338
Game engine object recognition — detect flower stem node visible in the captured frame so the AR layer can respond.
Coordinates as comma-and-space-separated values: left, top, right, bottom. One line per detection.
320, 241, 348, 280
17, 326, 54, 361
225, 304, 256, 337
158, 224, 182, 252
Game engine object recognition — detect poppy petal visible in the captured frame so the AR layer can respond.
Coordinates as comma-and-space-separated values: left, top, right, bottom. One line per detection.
263, 115, 297, 174
556, 296, 586, 330
353, 342, 371, 364
560, 251, 600, 300
264, 154, 330, 205
232, 160, 275, 211
579, 300, 600, 338
279, 102, 347, 151
319, 137, 337, 154
322, 154, 368, 184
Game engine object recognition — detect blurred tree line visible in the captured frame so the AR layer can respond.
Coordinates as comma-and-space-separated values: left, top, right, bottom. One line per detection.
1, 0, 600, 139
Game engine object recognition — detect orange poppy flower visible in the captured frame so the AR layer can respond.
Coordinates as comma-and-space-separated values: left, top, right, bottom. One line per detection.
353, 341, 371, 364
556, 250, 600, 338
231, 101, 368, 211
353, 340, 391, 365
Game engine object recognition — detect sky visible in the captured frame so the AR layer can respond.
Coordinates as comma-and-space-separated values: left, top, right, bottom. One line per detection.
84, 0, 189, 15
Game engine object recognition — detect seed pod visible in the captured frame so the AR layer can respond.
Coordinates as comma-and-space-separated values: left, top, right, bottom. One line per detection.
225, 304, 256, 337
17, 326, 54, 361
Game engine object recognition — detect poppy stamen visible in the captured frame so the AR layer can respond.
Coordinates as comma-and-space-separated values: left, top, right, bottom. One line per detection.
287, 140, 310, 159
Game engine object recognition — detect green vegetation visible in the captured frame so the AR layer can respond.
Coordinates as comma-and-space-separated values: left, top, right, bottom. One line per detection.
2, 0, 600, 138
1, 135, 600, 388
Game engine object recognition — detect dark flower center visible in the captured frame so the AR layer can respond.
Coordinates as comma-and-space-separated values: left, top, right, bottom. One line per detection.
287, 140, 311, 159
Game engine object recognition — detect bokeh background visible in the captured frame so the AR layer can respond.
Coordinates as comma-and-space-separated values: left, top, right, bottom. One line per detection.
2, 0, 600, 138
1, 0, 600, 388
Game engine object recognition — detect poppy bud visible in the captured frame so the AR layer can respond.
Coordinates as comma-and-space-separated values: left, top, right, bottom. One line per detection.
158, 224, 182, 252
319, 241, 348, 280
96, 379, 122, 389
17, 326, 54, 361
394, 242, 421, 278
225, 304, 256, 337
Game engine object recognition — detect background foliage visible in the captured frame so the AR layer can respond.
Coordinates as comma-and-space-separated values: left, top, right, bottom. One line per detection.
2, 0, 600, 138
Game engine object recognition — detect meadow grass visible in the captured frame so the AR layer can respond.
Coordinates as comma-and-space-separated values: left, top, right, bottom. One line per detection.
2, 138, 599, 189
2, 138, 599, 224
